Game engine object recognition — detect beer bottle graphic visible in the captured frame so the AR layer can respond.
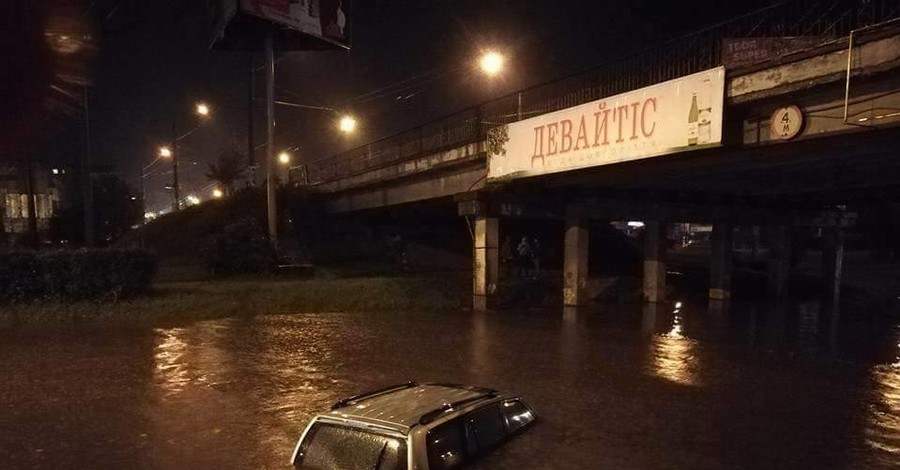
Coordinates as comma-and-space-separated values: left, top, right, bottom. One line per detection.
687, 93, 699, 146
697, 76, 713, 144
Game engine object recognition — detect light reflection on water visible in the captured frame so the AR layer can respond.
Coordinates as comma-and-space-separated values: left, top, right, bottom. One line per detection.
645, 301, 701, 386
153, 328, 191, 395
866, 329, 900, 461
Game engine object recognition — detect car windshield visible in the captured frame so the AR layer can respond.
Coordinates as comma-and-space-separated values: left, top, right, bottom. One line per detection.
294, 422, 407, 470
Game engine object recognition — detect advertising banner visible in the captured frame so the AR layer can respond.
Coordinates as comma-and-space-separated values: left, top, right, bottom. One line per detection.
240, 0, 350, 49
487, 67, 725, 181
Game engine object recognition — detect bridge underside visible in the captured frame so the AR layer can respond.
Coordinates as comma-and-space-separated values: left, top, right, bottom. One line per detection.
306, 25, 900, 312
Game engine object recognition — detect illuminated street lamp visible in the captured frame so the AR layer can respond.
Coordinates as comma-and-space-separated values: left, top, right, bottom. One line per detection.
338, 115, 358, 134
479, 50, 505, 77
278, 151, 291, 165
212, 188, 224, 199
159, 101, 212, 212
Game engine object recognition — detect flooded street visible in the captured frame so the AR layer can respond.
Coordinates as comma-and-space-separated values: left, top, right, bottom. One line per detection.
2, 300, 900, 469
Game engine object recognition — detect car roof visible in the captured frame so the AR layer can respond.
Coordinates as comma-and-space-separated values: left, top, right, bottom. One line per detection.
325, 383, 504, 433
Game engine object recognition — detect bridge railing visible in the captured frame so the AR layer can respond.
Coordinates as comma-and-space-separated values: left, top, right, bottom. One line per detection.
298, 0, 900, 187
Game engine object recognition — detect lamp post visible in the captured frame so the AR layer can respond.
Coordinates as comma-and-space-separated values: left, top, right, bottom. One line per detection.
264, 93, 358, 249
160, 102, 210, 212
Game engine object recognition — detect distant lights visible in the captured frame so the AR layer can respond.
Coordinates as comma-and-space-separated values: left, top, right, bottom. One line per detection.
278, 151, 291, 165
186, 195, 200, 205
51, 168, 60, 175
212, 188, 224, 199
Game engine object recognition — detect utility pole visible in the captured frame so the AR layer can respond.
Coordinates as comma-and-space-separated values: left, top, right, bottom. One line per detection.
24, 153, 39, 248
172, 119, 180, 211
82, 86, 94, 246
248, 54, 257, 186
265, 30, 278, 249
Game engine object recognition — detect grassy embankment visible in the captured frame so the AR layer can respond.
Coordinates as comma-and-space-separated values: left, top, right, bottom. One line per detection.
0, 273, 470, 327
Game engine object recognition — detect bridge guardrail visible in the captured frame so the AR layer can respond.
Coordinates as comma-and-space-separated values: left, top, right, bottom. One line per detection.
296, 0, 900, 189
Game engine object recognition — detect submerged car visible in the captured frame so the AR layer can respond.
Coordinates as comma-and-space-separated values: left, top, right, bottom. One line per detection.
291, 382, 536, 469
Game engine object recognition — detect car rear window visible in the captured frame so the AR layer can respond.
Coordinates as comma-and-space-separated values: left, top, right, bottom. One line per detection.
500, 400, 535, 433
294, 422, 407, 470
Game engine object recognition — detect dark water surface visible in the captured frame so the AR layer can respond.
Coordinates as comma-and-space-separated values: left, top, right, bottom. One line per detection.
1, 299, 899, 469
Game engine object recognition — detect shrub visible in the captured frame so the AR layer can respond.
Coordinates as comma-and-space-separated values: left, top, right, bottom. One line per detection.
0, 249, 157, 302
202, 217, 277, 275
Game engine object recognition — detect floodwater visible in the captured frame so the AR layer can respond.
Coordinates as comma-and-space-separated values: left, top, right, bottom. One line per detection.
1, 299, 899, 469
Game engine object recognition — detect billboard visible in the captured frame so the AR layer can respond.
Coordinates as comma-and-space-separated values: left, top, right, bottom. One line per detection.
241, 0, 350, 49
487, 67, 725, 181
207, 0, 350, 51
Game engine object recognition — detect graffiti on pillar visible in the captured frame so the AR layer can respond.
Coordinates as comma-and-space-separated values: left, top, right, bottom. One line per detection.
487, 125, 509, 158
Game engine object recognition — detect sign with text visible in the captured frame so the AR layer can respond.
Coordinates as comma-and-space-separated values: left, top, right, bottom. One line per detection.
722, 37, 825, 69
488, 67, 726, 181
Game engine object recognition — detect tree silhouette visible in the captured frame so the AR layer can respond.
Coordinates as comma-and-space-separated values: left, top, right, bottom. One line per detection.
206, 148, 247, 196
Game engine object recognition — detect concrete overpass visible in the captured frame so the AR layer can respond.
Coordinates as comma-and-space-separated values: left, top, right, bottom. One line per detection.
293, 1, 900, 311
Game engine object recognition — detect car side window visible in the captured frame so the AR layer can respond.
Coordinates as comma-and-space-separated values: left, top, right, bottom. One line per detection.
500, 399, 535, 433
466, 404, 507, 453
427, 418, 467, 470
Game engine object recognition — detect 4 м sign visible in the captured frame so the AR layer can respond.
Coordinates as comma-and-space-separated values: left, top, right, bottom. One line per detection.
488, 67, 726, 181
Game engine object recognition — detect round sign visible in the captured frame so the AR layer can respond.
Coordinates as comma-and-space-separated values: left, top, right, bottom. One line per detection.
770, 105, 803, 140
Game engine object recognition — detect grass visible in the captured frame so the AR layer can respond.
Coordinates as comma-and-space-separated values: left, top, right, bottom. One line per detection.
0, 274, 470, 328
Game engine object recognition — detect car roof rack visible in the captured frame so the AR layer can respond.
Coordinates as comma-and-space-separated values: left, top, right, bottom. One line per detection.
417, 391, 499, 425
331, 382, 418, 410
424, 383, 497, 395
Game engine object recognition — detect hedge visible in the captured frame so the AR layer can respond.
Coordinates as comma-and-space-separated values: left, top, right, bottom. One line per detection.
0, 249, 157, 302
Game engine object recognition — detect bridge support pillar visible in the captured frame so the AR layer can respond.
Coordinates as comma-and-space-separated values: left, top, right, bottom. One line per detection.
643, 220, 667, 303
766, 225, 792, 299
563, 214, 589, 307
822, 227, 845, 308
472, 216, 499, 312
709, 221, 733, 301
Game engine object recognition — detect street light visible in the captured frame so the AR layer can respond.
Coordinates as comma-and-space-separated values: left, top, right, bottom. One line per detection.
212, 188, 223, 199
479, 50, 505, 77
160, 102, 211, 212
338, 115, 358, 134
278, 151, 291, 165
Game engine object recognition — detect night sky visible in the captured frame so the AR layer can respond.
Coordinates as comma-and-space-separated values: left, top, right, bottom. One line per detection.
4, 0, 763, 212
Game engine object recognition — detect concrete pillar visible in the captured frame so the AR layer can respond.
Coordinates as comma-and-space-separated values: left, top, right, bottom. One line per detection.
643, 220, 667, 303
641, 302, 660, 336
766, 225, 791, 299
709, 222, 733, 301
472, 216, 499, 311
822, 228, 845, 308
563, 216, 589, 306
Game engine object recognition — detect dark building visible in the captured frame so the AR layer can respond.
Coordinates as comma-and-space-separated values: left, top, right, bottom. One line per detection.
0, 160, 68, 247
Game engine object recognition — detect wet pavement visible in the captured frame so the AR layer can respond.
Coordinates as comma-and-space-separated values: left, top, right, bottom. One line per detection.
1, 299, 899, 469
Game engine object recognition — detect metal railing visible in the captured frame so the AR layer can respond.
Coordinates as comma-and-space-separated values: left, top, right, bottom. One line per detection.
300, 0, 900, 187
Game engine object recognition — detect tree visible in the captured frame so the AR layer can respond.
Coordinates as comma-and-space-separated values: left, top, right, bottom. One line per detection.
206, 148, 247, 196
57, 174, 142, 246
